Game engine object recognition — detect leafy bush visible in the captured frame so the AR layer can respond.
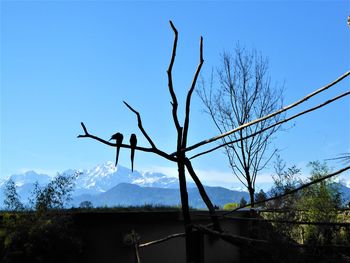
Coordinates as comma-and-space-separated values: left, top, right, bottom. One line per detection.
223, 202, 239, 210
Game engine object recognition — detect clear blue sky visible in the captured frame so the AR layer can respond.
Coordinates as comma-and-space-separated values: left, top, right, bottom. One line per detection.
1, 1, 349, 189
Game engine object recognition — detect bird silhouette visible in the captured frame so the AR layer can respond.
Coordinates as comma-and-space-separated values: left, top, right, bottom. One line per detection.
109, 132, 123, 167
129, 134, 137, 172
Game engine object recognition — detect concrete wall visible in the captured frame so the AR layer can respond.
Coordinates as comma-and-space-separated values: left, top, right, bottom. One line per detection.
73, 210, 250, 263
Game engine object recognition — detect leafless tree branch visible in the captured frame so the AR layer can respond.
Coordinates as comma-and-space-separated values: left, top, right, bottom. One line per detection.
193, 224, 269, 246
224, 216, 350, 227
184, 158, 221, 231
168, 21, 182, 133
138, 232, 186, 248
78, 122, 176, 162
223, 165, 350, 216
182, 36, 204, 148
190, 90, 350, 159
183, 70, 350, 153
123, 101, 157, 149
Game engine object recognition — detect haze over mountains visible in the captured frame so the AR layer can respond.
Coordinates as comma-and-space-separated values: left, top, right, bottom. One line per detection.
1, 162, 349, 209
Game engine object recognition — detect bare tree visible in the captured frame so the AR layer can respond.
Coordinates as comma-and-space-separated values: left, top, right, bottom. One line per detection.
197, 45, 284, 206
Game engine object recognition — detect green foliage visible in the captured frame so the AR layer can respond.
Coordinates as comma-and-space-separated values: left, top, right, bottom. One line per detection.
223, 202, 239, 210
3, 180, 24, 211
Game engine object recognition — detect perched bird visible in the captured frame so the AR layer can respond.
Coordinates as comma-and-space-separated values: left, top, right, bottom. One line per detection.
129, 134, 137, 172
109, 132, 123, 167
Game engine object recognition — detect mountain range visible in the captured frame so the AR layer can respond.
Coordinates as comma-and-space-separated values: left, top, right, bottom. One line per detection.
1, 162, 349, 209
0, 162, 248, 209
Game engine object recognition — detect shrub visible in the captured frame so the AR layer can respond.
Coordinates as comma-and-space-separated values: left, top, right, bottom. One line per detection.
223, 202, 239, 210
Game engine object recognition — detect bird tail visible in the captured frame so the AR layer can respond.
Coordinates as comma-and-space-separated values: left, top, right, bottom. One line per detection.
115, 147, 120, 167
131, 149, 135, 172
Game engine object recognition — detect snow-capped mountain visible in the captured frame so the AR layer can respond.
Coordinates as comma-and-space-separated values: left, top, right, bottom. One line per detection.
71, 161, 184, 195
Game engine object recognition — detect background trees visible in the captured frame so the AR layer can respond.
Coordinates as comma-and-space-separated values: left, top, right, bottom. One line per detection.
198, 44, 284, 206
3, 172, 77, 211
30, 173, 77, 211
297, 161, 343, 245
265, 160, 348, 246
3, 179, 24, 211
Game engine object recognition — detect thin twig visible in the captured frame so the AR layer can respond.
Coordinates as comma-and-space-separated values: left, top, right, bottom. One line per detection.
123, 101, 157, 149
80, 122, 89, 135
190, 90, 350, 159
138, 232, 186, 248
224, 216, 350, 226
182, 36, 204, 148
193, 224, 269, 246
180, 70, 350, 154
167, 20, 181, 133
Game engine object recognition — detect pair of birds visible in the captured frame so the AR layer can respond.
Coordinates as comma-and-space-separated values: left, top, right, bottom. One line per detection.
109, 132, 137, 172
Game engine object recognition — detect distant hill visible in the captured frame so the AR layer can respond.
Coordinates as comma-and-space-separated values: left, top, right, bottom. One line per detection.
72, 183, 250, 209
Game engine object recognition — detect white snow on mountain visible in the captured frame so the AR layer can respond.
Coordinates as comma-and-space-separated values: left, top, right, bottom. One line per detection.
58, 161, 186, 195
68, 162, 178, 195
